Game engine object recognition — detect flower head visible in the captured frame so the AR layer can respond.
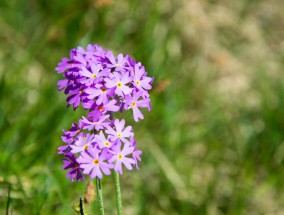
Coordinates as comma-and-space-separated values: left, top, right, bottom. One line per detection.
56, 44, 153, 181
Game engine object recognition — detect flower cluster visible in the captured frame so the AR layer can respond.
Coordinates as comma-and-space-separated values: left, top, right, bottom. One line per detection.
56, 44, 153, 181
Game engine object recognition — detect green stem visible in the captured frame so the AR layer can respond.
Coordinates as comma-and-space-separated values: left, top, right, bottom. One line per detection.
114, 171, 122, 215
96, 177, 105, 215
79, 197, 84, 215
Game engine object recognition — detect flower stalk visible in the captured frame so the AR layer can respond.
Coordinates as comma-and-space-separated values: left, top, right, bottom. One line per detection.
79, 197, 84, 215
114, 171, 122, 215
96, 177, 105, 215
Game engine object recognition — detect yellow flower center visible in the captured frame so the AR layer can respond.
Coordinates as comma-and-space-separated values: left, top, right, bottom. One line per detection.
83, 144, 88, 150
100, 88, 106, 93
98, 105, 104, 112
93, 122, 99, 125
117, 133, 122, 138
116, 63, 121, 67
118, 154, 123, 160
131, 102, 136, 107
83, 137, 86, 141
117, 82, 122, 88
91, 73, 97, 79
79, 90, 83, 94
93, 159, 99, 165
136, 80, 140, 85
104, 141, 110, 147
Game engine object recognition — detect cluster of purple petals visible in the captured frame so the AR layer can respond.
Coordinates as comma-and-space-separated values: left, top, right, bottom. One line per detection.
56, 44, 152, 181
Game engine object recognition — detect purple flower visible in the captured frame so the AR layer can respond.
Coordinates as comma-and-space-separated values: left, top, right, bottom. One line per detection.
105, 119, 134, 143
132, 64, 152, 91
129, 137, 142, 169
80, 111, 109, 131
132, 149, 142, 169
57, 79, 69, 91
58, 123, 82, 154
71, 133, 96, 153
79, 65, 101, 84
79, 64, 109, 86
55, 57, 69, 73
62, 153, 84, 182
72, 54, 88, 68
98, 99, 120, 113
105, 72, 132, 96
125, 91, 150, 122
58, 144, 71, 155
95, 131, 115, 149
77, 146, 114, 179
109, 142, 135, 174
85, 84, 114, 105
66, 85, 86, 110
64, 123, 81, 137
106, 53, 127, 72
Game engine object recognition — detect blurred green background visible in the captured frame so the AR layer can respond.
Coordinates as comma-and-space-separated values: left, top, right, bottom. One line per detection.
1, 0, 284, 214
